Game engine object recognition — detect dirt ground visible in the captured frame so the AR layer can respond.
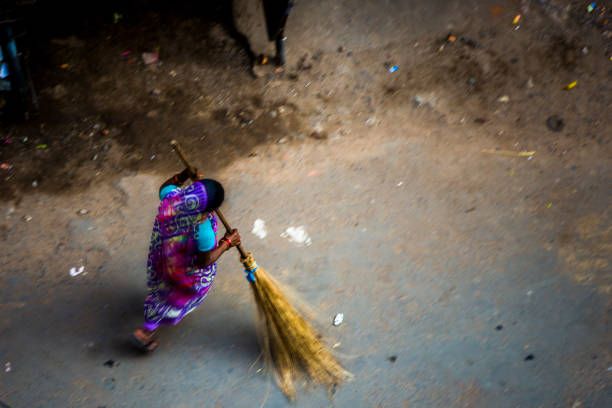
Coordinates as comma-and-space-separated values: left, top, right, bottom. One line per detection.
1, 0, 611, 407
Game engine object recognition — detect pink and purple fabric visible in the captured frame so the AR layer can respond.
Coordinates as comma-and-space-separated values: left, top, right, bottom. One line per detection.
143, 181, 218, 331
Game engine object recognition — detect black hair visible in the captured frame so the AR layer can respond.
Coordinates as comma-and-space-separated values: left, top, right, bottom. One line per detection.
200, 179, 225, 210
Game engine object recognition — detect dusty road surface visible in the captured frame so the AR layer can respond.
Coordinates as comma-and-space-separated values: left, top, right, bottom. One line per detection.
1, 0, 611, 407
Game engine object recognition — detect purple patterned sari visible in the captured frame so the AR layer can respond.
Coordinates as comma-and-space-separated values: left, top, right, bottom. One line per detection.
143, 181, 218, 331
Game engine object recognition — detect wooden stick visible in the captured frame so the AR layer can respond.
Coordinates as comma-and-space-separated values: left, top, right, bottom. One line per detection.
171, 140, 248, 259
170, 140, 197, 176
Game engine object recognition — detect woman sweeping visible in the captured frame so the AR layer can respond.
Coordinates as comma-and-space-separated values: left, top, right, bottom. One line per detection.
132, 168, 241, 351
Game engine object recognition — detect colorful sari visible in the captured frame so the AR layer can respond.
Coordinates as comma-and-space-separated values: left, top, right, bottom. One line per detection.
143, 181, 218, 331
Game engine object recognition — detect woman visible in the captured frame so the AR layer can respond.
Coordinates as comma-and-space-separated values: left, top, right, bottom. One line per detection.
132, 168, 241, 351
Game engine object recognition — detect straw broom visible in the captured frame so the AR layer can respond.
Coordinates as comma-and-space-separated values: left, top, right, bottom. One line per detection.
170, 140, 351, 399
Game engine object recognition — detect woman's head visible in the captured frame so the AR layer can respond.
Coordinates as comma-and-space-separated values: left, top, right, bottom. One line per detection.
200, 179, 225, 211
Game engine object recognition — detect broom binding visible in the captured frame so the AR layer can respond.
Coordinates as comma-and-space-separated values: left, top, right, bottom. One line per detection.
242, 252, 258, 283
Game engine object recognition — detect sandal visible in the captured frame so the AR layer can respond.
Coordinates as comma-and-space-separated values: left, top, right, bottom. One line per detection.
130, 328, 159, 352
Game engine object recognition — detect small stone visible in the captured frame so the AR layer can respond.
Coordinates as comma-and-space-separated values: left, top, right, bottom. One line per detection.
103, 359, 118, 368
497, 95, 510, 103
527, 77, 534, 89
365, 117, 376, 127
146, 110, 159, 118
276, 137, 288, 144
5, 362, 11, 372
388, 355, 397, 363
32, 180, 38, 188
51, 84, 68, 99
102, 377, 116, 391
310, 131, 328, 140
524, 354, 535, 361
546, 115, 564, 132
23, 215, 32, 222
495, 324, 503, 331
77, 209, 89, 216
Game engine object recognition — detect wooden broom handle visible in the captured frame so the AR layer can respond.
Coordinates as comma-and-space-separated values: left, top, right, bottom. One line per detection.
170, 140, 248, 259
170, 140, 197, 176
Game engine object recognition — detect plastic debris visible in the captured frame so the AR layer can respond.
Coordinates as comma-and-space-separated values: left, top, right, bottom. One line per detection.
31, 180, 38, 188
77, 209, 89, 216
60, 63, 70, 70
113, 12, 123, 24
546, 202, 553, 209
251, 219, 268, 239
388, 65, 399, 73
564, 80, 577, 90
36, 144, 48, 150
397, 181, 404, 187
332, 342, 341, 349
23, 215, 32, 222
333, 313, 344, 326
281, 226, 312, 246
482, 149, 535, 158
546, 115, 565, 132
69, 266, 85, 277
0, 162, 11, 170
446, 33, 457, 43
259, 55, 269, 65
587, 2, 596, 13
120, 50, 131, 58
497, 95, 510, 103
4, 362, 11, 372
142, 51, 159, 65
513, 14, 521, 25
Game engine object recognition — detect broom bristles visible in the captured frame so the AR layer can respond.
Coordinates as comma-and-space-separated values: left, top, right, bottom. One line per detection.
249, 263, 352, 399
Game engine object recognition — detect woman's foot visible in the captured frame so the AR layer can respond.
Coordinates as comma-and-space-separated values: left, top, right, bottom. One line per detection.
130, 328, 159, 352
